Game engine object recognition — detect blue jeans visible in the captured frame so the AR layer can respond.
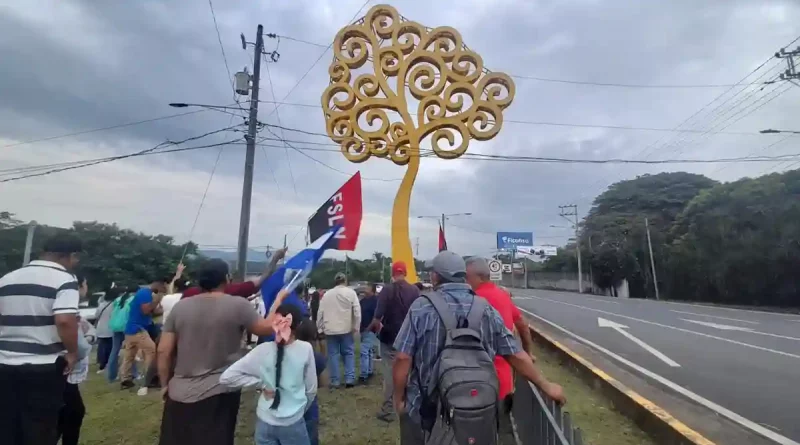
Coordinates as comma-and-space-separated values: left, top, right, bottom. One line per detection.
359, 331, 376, 379
326, 333, 355, 386
306, 418, 318, 445
107, 332, 136, 382
255, 418, 310, 445
96, 337, 113, 370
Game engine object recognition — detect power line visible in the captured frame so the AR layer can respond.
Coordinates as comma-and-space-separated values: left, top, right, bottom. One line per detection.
264, 33, 328, 49
0, 127, 242, 184
265, 32, 781, 89
1, 109, 207, 149
6, 134, 800, 185
262, 54, 298, 195
181, 145, 226, 261
262, 0, 372, 120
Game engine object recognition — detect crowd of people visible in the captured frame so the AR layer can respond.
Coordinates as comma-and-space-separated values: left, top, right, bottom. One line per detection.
0, 232, 565, 445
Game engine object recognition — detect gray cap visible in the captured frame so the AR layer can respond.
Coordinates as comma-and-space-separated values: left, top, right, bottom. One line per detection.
425, 251, 467, 281
465, 256, 491, 276
334, 272, 347, 282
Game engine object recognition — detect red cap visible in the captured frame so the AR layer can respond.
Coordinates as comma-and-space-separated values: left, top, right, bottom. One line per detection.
392, 261, 407, 277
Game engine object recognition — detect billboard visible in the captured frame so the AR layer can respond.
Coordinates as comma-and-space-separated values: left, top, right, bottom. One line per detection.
496, 231, 534, 250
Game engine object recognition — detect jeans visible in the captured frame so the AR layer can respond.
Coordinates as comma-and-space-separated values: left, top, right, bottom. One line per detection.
325, 332, 355, 386
305, 418, 318, 445
0, 358, 67, 445
359, 331, 376, 379
107, 332, 137, 382
254, 418, 310, 445
377, 343, 396, 416
96, 337, 113, 370
57, 383, 85, 445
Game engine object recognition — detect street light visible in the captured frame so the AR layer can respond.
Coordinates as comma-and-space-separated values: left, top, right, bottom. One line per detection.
417, 213, 472, 233
760, 128, 800, 135
169, 102, 246, 111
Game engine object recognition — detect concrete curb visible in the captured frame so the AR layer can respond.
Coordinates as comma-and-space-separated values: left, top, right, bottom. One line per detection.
528, 323, 716, 445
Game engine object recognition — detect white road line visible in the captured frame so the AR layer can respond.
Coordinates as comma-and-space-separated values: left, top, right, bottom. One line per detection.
520, 308, 800, 445
598, 317, 680, 367
670, 309, 760, 325
528, 296, 800, 359
656, 300, 799, 317
680, 319, 800, 342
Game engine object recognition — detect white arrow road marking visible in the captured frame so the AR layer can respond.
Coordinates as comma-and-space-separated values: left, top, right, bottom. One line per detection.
669, 309, 760, 325
527, 296, 800, 359
598, 317, 680, 367
681, 319, 755, 331
520, 308, 800, 445
681, 319, 800, 341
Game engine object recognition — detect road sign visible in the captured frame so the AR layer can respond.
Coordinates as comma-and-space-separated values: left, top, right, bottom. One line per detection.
496, 231, 534, 250
501, 263, 512, 273
488, 259, 502, 281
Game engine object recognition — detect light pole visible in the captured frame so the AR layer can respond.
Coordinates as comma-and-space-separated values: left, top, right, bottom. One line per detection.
416, 212, 472, 236
557, 204, 583, 293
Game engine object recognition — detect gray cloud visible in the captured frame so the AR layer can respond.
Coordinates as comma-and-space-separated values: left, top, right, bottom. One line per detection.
1, 0, 799, 262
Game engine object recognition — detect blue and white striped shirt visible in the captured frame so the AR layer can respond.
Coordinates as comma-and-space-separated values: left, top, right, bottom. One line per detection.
393, 282, 521, 421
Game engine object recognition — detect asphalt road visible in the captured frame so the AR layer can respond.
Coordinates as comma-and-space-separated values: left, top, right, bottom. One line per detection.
512, 289, 800, 445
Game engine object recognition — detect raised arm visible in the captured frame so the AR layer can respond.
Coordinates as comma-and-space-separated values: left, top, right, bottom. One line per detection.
248, 289, 290, 337
252, 248, 287, 287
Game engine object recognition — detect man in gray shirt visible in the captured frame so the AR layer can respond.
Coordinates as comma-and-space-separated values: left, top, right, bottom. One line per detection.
156, 259, 286, 445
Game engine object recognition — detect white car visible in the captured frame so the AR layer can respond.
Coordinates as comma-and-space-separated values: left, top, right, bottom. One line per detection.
78, 292, 107, 323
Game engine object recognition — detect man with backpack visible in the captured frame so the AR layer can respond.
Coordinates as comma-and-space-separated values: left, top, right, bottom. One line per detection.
392, 251, 566, 445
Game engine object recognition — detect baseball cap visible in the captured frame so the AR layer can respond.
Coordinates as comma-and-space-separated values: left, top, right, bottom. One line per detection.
424, 251, 466, 282
334, 272, 347, 282
465, 257, 491, 276
391, 261, 407, 277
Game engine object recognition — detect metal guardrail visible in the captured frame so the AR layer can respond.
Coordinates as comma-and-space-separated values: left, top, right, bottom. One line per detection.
512, 376, 585, 445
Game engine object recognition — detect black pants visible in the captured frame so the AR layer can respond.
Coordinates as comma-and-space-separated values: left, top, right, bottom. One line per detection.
96, 336, 113, 370
499, 394, 515, 445
57, 383, 85, 445
0, 358, 67, 445
159, 391, 242, 445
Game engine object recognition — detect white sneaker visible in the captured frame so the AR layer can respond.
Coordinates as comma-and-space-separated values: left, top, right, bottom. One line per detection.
96, 369, 105, 374
137, 387, 149, 396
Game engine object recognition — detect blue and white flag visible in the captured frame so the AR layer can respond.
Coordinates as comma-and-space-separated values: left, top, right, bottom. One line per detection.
260, 225, 340, 320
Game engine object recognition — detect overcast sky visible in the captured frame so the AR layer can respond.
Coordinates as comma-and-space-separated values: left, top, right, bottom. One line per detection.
1, 0, 799, 261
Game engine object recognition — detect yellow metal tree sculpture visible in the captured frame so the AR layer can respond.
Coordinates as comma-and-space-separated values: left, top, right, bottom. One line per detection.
321, 4, 515, 281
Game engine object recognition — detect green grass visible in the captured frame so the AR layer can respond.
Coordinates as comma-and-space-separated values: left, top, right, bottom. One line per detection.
79, 347, 399, 445
79, 339, 651, 445
531, 341, 658, 445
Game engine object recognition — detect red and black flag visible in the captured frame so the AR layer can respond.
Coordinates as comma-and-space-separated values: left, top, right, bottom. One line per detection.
438, 223, 448, 252
307, 172, 363, 251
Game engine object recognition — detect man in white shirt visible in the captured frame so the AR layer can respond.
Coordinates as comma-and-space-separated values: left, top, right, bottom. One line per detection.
0, 233, 82, 445
316, 272, 360, 388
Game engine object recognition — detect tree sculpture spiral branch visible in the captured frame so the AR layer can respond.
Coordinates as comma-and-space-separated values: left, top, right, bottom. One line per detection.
321, 4, 515, 280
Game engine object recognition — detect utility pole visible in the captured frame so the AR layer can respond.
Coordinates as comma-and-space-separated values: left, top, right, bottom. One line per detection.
645, 218, 660, 300
415, 237, 419, 257
776, 46, 800, 83
559, 204, 583, 293
22, 220, 37, 266
235, 24, 264, 281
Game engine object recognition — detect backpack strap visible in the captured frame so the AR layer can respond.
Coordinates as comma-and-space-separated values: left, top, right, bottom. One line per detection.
421, 290, 458, 330
464, 295, 487, 331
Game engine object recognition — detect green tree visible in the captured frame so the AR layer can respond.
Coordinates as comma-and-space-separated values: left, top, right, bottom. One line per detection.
0, 216, 199, 293
581, 172, 717, 297
665, 170, 800, 307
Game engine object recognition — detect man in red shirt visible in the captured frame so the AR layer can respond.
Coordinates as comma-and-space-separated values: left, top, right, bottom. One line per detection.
466, 257, 536, 445
181, 248, 287, 299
